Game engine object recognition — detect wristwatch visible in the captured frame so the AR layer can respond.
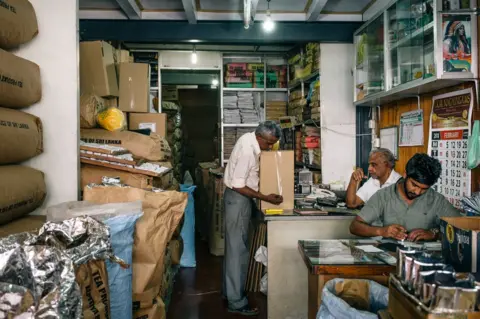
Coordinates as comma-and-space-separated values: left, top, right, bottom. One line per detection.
429, 228, 440, 239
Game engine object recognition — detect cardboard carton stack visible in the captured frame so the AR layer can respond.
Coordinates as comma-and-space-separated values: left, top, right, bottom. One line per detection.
266, 99, 287, 122
0, 1, 47, 231
288, 89, 306, 123
80, 41, 176, 192
209, 167, 226, 256
223, 127, 253, 161
301, 126, 321, 167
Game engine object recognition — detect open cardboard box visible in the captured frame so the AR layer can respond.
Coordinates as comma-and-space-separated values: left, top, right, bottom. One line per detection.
440, 217, 480, 272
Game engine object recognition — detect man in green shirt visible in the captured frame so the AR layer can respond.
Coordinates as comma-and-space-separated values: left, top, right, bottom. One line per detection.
350, 153, 460, 242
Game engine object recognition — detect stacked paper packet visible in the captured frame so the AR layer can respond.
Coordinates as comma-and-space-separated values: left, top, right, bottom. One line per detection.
223, 92, 238, 109
223, 128, 237, 159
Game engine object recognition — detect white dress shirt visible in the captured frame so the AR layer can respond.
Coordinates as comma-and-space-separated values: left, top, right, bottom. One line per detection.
224, 132, 261, 192
356, 170, 402, 203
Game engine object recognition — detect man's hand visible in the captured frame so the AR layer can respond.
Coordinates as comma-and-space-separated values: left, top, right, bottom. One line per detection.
380, 224, 407, 240
407, 229, 436, 242
351, 168, 366, 183
264, 194, 283, 205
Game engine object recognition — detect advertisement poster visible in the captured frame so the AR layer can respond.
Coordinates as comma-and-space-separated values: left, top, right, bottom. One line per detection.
442, 14, 472, 73
428, 88, 473, 208
399, 110, 424, 146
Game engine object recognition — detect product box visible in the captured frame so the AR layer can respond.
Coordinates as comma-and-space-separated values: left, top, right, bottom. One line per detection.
440, 217, 480, 272
119, 63, 150, 113
259, 150, 294, 210
129, 113, 167, 137
115, 49, 131, 63
162, 86, 178, 101
80, 41, 119, 97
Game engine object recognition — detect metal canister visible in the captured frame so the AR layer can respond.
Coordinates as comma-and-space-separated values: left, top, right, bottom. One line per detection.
397, 248, 420, 283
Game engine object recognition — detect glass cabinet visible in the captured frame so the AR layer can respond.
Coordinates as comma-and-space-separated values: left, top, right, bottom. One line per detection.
354, 13, 385, 102
354, 0, 478, 105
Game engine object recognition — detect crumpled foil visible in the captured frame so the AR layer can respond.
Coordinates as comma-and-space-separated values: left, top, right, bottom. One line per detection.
35, 216, 127, 267
461, 192, 480, 216
0, 233, 82, 318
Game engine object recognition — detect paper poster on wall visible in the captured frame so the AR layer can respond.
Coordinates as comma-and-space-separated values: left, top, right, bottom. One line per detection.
380, 126, 398, 159
442, 14, 472, 73
428, 88, 473, 208
399, 110, 424, 146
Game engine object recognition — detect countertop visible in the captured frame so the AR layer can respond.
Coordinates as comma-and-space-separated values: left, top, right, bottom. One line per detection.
262, 208, 358, 221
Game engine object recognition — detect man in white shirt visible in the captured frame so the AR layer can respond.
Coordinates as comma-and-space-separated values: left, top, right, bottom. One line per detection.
346, 148, 401, 209
223, 121, 283, 316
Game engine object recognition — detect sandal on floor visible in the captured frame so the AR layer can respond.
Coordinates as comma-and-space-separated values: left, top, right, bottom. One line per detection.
227, 305, 259, 316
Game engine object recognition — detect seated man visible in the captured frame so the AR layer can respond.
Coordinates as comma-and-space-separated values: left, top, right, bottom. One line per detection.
346, 148, 401, 209
350, 153, 460, 242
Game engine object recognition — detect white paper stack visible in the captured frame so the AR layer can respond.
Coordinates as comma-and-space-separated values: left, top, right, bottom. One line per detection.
223, 92, 238, 109
223, 128, 237, 159
237, 92, 255, 110
224, 109, 241, 124
240, 110, 260, 123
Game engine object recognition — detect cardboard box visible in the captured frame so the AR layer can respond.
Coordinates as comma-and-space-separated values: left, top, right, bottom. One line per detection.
81, 164, 173, 190
115, 49, 131, 63
80, 41, 119, 97
259, 151, 294, 210
119, 63, 150, 113
162, 86, 178, 101
440, 217, 480, 272
104, 97, 118, 108
129, 113, 167, 137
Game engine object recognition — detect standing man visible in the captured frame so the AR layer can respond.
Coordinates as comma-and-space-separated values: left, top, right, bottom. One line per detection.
350, 153, 460, 241
223, 121, 283, 316
346, 148, 401, 209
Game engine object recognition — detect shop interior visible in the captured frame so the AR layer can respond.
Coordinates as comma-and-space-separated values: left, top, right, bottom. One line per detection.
1, 0, 480, 318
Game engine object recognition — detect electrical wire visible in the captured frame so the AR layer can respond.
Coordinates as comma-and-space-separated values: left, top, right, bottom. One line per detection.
293, 118, 374, 137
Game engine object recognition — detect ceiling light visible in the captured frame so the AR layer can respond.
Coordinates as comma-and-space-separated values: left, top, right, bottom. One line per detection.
263, 0, 275, 33
191, 46, 197, 64
189, 39, 200, 43
212, 78, 219, 86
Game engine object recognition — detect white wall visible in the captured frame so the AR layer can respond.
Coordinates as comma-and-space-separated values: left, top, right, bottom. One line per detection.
320, 43, 356, 187
13, 0, 79, 209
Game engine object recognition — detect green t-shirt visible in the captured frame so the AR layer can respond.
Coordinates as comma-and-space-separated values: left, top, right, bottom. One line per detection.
358, 179, 460, 231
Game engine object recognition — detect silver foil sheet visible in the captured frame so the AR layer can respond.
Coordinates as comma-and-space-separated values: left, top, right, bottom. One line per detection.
35, 216, 126, 267
0, 233, 82, 319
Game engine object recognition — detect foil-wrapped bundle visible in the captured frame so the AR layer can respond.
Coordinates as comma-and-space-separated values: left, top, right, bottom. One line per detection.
35, 216, 126, 267
0, 233, 82, 318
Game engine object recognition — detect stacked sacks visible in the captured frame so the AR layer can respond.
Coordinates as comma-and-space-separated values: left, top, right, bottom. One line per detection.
0, 0, 46, 226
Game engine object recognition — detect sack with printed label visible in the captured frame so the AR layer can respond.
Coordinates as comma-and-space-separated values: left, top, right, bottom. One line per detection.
80, 93, 106, 129
0, 107, 43, 164
0, 0, 39, 49
0, 49, 41, 108
0, 165, 46, 225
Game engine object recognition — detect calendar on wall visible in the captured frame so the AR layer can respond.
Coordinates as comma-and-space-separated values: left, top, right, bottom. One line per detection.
428, 88, 473, 208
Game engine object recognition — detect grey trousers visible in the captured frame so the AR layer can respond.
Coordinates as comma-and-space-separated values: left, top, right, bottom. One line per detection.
223, 187, 253, 309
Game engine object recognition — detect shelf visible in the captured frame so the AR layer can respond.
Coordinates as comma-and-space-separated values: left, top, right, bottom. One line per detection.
223, 123, 259, 127
223, 87, 265, 92
294, 120, 320, 128
288, 70, 320, 90
354, 77, 471, 107
389, 21, 434, 50
266, 88, 288, 92
295, 162, 321, 171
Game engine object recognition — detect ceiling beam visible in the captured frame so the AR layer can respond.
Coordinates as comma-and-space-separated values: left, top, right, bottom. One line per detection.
79, 20, 362, 43
306, 0, 329, 22
181, 0, 197, 24
114, 0, 141, 19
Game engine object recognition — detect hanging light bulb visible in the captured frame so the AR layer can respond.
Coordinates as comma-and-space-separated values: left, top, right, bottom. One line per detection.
191, 46, 198, 64
263, 0, 275, 32
212, 78, 219, 86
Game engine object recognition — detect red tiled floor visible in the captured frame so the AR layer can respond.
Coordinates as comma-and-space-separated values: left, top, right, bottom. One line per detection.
168, 240, 267, 319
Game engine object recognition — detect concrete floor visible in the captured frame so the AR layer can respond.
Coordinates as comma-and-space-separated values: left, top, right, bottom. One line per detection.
168, 240, 267, 318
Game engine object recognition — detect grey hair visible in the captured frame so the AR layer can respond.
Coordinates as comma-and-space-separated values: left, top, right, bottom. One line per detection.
370, 148, 395, 168
255, 120, 282, 139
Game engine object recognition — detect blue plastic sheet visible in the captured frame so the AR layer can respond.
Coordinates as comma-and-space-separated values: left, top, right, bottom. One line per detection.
180, 184, 197, 267
317, 279, 388, 319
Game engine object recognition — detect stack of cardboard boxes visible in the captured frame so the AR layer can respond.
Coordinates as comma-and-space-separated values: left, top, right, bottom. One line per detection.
79, 41, 175, 192
0, 1, 47, 234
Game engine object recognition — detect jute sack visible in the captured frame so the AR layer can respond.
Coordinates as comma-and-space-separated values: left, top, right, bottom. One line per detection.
75, 259, 111, 319
83, 185, 186, 309
80, 129, 171, 161
0, 107, 42, 164
0, 48, 41, 108
169, 237, 183, 265
0, 0, 38, 49
0, 165, 46, 225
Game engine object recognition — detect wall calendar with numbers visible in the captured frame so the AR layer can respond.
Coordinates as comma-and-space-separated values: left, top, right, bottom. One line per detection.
428, 88, 473, 208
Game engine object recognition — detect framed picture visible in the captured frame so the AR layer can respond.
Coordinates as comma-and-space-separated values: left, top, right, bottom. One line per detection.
380, 126, 399, 159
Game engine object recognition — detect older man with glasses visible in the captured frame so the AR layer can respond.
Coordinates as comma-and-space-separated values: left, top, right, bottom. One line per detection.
222, 120, 283, 316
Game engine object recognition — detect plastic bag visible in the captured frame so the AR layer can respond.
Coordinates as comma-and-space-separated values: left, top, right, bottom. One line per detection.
467, 120, 480, 169
97, 107, 127, 132
260, 274, 268, 295
180, 185, 197, 267
317, 279, 388, 319
46, 201, 143, 319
